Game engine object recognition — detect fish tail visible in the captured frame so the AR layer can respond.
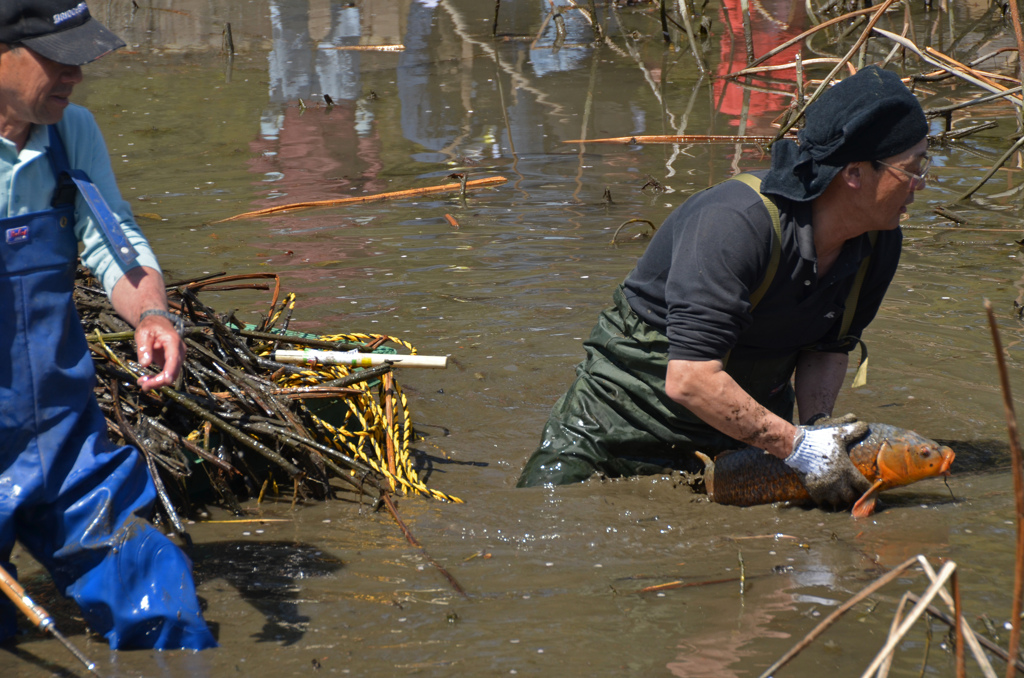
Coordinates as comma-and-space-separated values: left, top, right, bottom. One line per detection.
695, 451, 715, 501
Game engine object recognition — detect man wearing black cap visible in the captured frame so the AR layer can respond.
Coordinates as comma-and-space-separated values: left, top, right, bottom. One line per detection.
0, 1, 215, 650
518, 66, 929, 510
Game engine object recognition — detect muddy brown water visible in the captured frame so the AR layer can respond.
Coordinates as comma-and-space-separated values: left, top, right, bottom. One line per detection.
5, 1, 1024, 676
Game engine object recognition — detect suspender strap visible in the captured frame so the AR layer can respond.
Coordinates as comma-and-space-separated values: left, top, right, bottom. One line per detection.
839, 230, 878, 338
840, 230, 878, 387
46, 125, 139, 266
729, 173, 781, 311
46, 126, 77, 207
729, 173, 876, 387
720, 173, 781, 369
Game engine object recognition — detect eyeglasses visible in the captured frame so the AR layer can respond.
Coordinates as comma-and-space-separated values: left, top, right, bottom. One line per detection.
877, 156, 931, 184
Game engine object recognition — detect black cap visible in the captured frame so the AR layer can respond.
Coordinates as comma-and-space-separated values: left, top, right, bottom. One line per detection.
0, 1, 125, 66
761, 66, 929, 202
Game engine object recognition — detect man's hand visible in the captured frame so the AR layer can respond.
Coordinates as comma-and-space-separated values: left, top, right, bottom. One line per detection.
134, 311, 183, 391
108, 266, 185, 392
784, 422, 872, 510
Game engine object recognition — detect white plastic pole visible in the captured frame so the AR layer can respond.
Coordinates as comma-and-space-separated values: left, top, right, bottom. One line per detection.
272, 349, 448, 369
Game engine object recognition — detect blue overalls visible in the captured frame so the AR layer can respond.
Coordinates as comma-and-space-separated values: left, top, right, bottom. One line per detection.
0, 125, 216, 650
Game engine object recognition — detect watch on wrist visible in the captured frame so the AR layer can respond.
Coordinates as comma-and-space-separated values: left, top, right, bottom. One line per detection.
139, 308, 184, 336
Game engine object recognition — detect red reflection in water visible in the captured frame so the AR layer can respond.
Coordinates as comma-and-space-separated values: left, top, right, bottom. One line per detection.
665, 579, 795, 678
248, 103, 387, 212
245, 103, 388, 297
713, 0, 807, 131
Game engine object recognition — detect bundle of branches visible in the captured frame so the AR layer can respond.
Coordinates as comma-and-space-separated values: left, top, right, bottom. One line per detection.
75, 269, 460, 535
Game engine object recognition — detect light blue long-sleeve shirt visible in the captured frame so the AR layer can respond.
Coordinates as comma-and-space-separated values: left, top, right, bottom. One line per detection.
0, 103, 160, 295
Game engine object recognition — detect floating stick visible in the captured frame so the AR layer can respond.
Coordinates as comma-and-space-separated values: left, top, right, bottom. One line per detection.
212, 176, 507, 223
0, 566, 100, 676
563, 134, 783, 145
203, 519, 291, 524
273, 350, 448, 369
321, 44, 405, 51
637, 576, 742, 593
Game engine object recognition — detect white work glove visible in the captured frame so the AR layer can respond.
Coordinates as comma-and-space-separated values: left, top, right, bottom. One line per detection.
785, 422, 872, 510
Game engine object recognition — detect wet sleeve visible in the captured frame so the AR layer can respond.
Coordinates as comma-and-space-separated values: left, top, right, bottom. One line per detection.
60, 107, 161, 296
664, 190, 775, 362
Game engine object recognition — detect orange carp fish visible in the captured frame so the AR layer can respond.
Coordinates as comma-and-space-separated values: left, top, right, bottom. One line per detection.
695, 423, 955, 518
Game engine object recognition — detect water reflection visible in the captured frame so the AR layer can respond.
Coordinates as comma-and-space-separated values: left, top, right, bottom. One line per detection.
666, 580, 795, 678
712, 0, 804, 133
258, 0, 385, 203
223, 0, 784, 204
243, 1, 396, 287
267, 0, 363, 106
662, 518, 954, 678
527, 0, 595, 76
398, 0, 468, 164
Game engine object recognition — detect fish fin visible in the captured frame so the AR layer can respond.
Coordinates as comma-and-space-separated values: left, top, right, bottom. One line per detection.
852, 480, 885, 518
694, 451, 715, 501
873, 439, 897, 481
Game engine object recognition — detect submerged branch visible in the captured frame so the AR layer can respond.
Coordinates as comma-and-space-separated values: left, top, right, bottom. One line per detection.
213, 176, 508, 223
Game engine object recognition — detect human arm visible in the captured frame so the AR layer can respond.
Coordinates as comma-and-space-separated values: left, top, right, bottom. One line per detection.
108, 266, 183, 391
794, 350, 848, 424
654, 181, 870, 507
665, 358, 798, 458
60, 106, 163, 294
667, 358, 869, 509
56, 107, 181, 390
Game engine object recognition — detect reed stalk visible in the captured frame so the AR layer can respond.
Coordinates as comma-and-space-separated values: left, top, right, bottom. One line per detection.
757, 557, 919, 678
984, 300, 1024, 678
213, 176, 508, 223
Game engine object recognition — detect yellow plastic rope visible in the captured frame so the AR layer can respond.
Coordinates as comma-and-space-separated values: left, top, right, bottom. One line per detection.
266, 293, 297, 329
318, 332, 419, 354
257, 332, 462, 503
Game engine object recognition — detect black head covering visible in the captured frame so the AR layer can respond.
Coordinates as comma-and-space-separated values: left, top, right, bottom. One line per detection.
0, 1, 125, 66
761, 65, 928, 202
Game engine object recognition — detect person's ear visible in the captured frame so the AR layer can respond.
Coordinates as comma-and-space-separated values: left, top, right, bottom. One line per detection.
839, 161, 866, 190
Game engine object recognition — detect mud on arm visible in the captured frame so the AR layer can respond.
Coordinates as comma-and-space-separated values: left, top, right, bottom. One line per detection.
665, 358, 798, 459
